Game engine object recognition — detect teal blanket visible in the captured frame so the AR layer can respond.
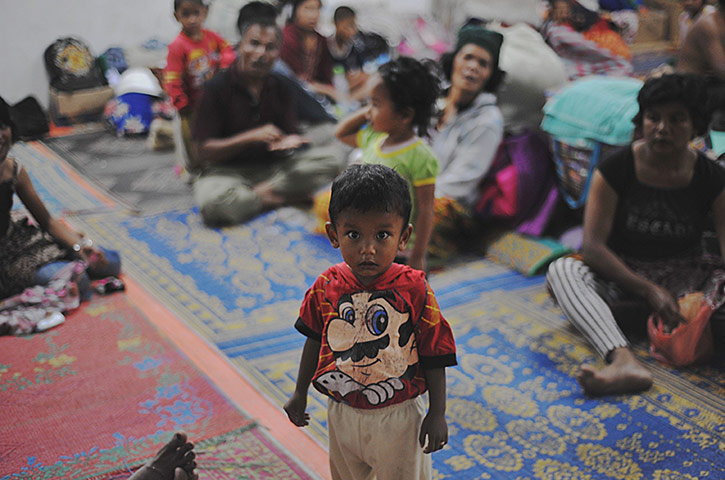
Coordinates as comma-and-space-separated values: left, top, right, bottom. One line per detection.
542, 76, 643, 147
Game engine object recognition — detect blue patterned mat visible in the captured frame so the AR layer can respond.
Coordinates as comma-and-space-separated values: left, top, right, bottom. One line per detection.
20, 139, 724, 479
67, 206, 725, 480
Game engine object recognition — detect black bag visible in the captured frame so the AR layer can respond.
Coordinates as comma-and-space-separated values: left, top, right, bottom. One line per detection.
44, 37, 107, 92
10, 97, 49, 140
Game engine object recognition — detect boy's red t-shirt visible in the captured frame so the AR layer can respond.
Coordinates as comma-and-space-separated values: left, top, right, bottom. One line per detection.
163, 29, 236, 112
296, 262, 457, 409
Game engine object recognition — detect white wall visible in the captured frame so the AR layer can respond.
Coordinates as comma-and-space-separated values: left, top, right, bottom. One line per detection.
0, 0, 544, 109
0, 0, 179, 108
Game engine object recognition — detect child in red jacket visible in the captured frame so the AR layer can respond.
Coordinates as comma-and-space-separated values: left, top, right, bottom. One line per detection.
164, 0, 235, 172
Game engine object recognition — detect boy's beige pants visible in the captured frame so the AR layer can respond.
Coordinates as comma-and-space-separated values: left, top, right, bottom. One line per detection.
327, 396, 432, 480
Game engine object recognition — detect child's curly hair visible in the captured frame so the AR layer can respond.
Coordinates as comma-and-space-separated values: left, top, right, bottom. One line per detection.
378, 56, 441, 137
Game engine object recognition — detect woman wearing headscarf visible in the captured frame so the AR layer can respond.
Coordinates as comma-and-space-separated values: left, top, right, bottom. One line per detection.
426, 25, 506, 263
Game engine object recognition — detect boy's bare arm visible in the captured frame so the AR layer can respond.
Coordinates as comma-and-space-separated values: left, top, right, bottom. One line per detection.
284, 337, 321, 427
419, 367, 448, 454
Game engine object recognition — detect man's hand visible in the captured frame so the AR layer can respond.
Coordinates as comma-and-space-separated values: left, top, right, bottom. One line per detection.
283, 391, 310, 427
419, 411, 448, 454
250, 124, 284, 146
269, 134, 309, 152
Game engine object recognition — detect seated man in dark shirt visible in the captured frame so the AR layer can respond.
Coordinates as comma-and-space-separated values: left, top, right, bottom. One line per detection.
192, 9, 344, 226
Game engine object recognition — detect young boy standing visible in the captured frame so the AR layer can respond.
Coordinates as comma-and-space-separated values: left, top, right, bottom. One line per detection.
164, 0, 236, 171
284, 164, 457, 480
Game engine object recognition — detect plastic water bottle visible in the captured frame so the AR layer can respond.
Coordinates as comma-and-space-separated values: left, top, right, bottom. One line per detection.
333, 65, 353, 117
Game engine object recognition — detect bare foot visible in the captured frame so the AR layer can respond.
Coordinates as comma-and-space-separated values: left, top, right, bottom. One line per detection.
253, 182, 284, 209
175, 468, 199, 480
128, 432, 197, 480
577, 348, 653, 396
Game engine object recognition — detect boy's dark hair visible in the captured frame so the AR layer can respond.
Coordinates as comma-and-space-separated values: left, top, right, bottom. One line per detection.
174, 0, 205, 12
333, 6, 355, 23
237, 1, 279, 36
0, 96, 17, 143
632, 73, 711, 137
329, 164, 412, 230
378, 56, 441, 137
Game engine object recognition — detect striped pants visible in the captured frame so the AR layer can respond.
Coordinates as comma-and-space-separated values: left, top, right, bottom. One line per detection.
546, 256, 630, 360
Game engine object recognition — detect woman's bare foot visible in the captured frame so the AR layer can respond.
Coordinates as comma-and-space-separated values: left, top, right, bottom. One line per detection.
128, 432, 198, 480
577, 347, 653, 396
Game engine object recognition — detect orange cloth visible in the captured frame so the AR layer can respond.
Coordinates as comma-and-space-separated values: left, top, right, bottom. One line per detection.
583, 19, 631, 60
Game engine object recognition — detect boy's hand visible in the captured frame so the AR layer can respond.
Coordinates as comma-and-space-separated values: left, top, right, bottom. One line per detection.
283, 391, 310, 427
419, 411, 448, 453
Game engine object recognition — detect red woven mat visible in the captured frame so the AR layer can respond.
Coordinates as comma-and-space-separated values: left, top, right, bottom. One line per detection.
0, 293, 251, 479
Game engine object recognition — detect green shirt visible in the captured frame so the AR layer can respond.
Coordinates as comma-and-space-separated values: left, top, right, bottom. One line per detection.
357, 127, 438, 229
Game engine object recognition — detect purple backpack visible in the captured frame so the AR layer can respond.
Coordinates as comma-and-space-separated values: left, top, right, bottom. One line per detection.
475, 129, 560, 236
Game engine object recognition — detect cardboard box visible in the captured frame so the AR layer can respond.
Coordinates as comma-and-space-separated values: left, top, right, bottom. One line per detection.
641, 0, 685, 42
49, 85, 114, 122
635, 7, 668, 43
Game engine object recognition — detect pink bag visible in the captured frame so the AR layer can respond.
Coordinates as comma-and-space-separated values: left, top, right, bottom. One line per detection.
647, 292, 714, 367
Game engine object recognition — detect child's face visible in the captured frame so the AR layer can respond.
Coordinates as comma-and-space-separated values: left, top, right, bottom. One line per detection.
366, 76, 412, 136
294, 0, 321, 31
335, 17, 358, 43
175, 1, 207, 38
681, 0, 704, 15
326, 209, 411, 286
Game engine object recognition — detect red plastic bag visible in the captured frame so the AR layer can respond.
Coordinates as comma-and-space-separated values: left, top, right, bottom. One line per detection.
647, 292, 714, 367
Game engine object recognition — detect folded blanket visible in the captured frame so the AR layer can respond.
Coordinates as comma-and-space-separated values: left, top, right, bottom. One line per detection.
542, 75, 642, 146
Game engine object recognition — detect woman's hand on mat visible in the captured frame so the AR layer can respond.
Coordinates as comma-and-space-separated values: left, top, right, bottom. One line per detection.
283, 391, 310, 427
419, 411, 448, 454
80, 246, 108, 271
646, 284, 684, 331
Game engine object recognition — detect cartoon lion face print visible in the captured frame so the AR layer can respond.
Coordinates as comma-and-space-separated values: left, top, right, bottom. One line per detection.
326, 290, 418, 386
57, 43, 93, 75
